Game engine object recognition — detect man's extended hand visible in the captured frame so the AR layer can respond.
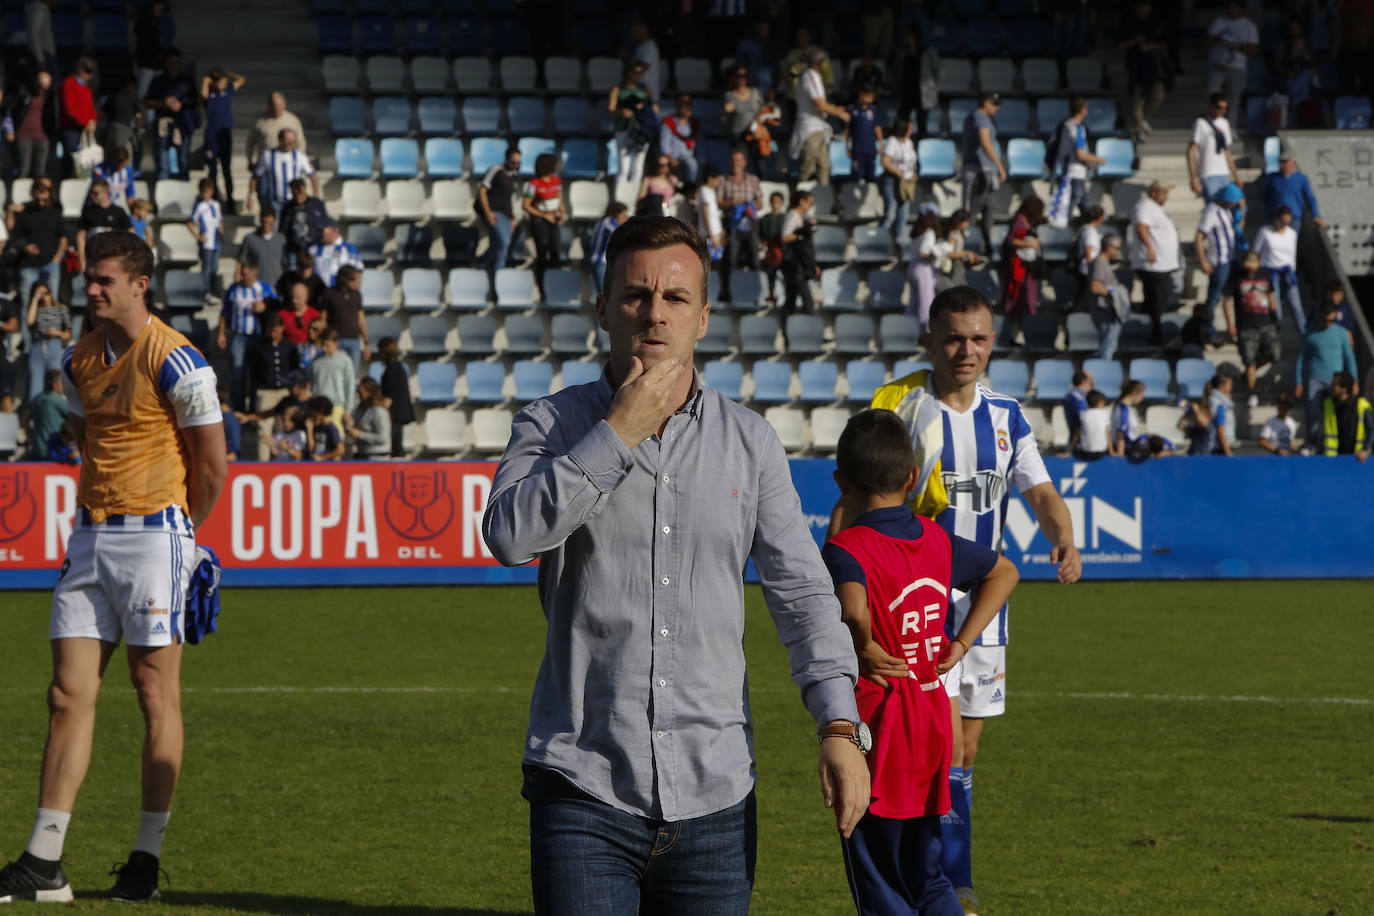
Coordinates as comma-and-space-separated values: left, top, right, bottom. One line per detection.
818, 736, 869, 839
858, 642, 909, 688
1050, 540, 1082, 584
606, 356, 687, 450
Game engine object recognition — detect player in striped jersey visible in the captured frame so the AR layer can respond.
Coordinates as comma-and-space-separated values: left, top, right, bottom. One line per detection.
865, 286, 1080, 915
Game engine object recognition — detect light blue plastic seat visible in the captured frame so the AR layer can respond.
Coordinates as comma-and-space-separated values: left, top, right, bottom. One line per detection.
330, 97, 367, 135
417, 361, 459, 403
799, 362, 839, 403
495, 269, 536, 308
448, 268, 490, 310
380, 137, 420, 178
468, 137, 507, 175
503, 314, 545, 354
704, 359, 745, 401
334, 138, 375, 179
512, 360, 554, 401
372, 96, 412, 136
821, 268, 861, 311
417, 97, 457, 135
456, 314, 498, 354
423, 138, 464, 177
987, 359, 1030, 398
916, 138, 956, 179
462, 97, 502, 133
401, 268, 443, 311
878, 313, 921, 355
1129, 357, 1172, 400
784, 315, 826, 356
1095, 137, 1135, 179
845, 360, 886, 403
408, 315, 450, 354
1082, 357, 1122, 393
1032, 359, 1074, 400
464, 361, 507, 403
750, 361, 793, 404
550, 313, 594, 354
560, 361, 601, 388
1175, 358, 1215, 399
1005, 138, 1046, 179
832, 314, 874, 355
866, 270, 905, 311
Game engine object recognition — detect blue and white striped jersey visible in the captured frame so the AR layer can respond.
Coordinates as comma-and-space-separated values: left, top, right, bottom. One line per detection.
1197, 202, 1235, 266
935, 382, 1051, 646
221, 280, 275, 336
191, 199, 222, 251
254, 149, 315, 205
588, 216, 619, 266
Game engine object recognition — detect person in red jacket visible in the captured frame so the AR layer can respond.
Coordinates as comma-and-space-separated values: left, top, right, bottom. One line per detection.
59, 56, 98, 178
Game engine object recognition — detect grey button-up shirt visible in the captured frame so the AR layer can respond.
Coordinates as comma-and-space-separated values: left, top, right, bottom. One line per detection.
483, 370, 859, 821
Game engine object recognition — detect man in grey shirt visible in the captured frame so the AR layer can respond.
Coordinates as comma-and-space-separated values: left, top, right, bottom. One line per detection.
1087, 233, 1128, 360
238, 211, 285, 290
483, 215, 869, 916
960, 91, 1007, 251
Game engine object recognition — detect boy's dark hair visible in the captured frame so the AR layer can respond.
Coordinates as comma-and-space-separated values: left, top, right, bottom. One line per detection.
198, 177, 216, 193
928, 285, 993, 328
262, 311, 283, 330
1086, 390, 1108, 407
307, 395, 334, 417
1275, 205, 1293, 219
702, 165, 722, 181
44, 369, 62, 389
1071, 370, 1090, 386
769, 191, 785, 203
856, 82, 875, 97
605, 201, 629, 220
336, 264, 360, 286
1326, 280, 1346, 296
836, 409, 916, 496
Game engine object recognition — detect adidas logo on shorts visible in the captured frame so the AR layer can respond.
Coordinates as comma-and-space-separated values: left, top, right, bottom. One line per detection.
990, 688, 1004, 704
151, 622, 167, 634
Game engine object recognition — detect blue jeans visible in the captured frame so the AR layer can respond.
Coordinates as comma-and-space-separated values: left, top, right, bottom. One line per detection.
1201, 175, 1231, 203
1203, 260, 1232, 332
843, 813, 963, 916
200, 248, 220, 299
1092, 309, 1121, 360
1264, 267, 1305, 334
486, 212, 513, 278
879, 177, 909, 239
338, 336, 363, 376
155, 131, 190, 181
28, 336, 65, 400
229, 333, 256, 412
19, 262, 62, 303
524, 767, 755, 916
678, 151, 699, 183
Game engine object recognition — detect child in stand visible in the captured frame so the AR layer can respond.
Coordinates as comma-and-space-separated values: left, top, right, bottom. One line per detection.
823, 409, 1019, 916
128, 198, 155, 248
1069, 389, 1112, 460
905, 207, 944, 332
758, 191, 787, 305
188, 178, 223, 305
376, 336, 414, 457
845, 84, 885, 185
271, 405, 306, 460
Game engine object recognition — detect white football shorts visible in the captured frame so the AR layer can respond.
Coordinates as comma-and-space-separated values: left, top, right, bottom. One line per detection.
51, 527, 195, 647
949, 645, 1006, 718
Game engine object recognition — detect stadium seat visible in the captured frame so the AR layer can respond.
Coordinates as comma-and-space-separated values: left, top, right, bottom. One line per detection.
738, 315, 780, 355
544, 57, 583, 92
852, 226, 894, 264
489, 18, 531, 55
977, 58, 1015, 93
549, 313, 594, 354
810, 406, 850, 452
828, 140, 854, 181
361, 272, 396, 310
1144, 404, 1184, 440
448, 268, 489, 309
401, 268, 443, 311
401, 18, 442, 54
1006, 17, 1049, 56
799, 362, 839, 403
765, 406, 807, 451
893, 358, 932, 378
407, 315, 450, 355
1064, 312, 1098, 352
813, 225, 850, 264
966, 19, 1001, 56
820, 269, 861, 311
673, 58, 712, 92
418, 97, 457, 136
1082, 357, 1122, 393
698, 315, 734, 355
1033, 359, 1074, 400
430, 179, 474, 220
517, 138, 557, 175
566, 181, 609, 223
1065, 57, 1103, 93
1006, 138, 1046, 179
396, 224, 434, 265
424, 139, 464, 180
1174, 358, 1215, 399
916, 139, 956, 179
348, 224, 387, 263
512, 360, 554, 402
446, 16, 484, 54
462, 98, 502, 134
330, 97, 367, 136
1334, 95, 1371, 129
1039, 225, 1075, 262
562, 140, 602, 180
751, 362, 793, 403
560, 361, 601, 389
358, 16, 395, 54
385, 181, 425, 221
844, 360, 886, 403
506, 97, 545, 135
340, 181, 382, 220
833, 314, 875, 355
1035, 97, 1070, 138
866, 270, 905, 311
453, 56, 491, 92
464, 361, 507, 403
161, 269, 201, 309
316, 17, 353, 54
468, 137, 506, 175
987, 359, 1030, 398
551, 97, 592, 138
500, 57, 538, 92
938, 59, 974, 95
1117, 318, 1152, 352
722, 270, 766, 308
837, 182, 883, 222
997, 99, 1031, 136
1095, 138, 1135, 178
1021, 58, 1058, 95
503, 314, 545, 354
472, 408, 515, 452
335, 139, 375, 179
586, 56, 621, 93
322, 56, 360, 93
366, 56, 405, 93
155, 224, 198, 263
495, 270, 536, 308
154, 180, 195, 219
878, 313, 921, 355
693, 99, 725, 137
1263, 135, 1281, 174
946, 97, 977, 135
705, 360, 745, 401
456, 314, 498, 353
411, 57, 449, 93
1129, 358, 1172, 400
380, 138, 420, 179
539, 269, 585, 310
417, 361, 459, 403
1020, 313, 1059, 352
697, 139, 732, 172
423, 409, 467, 454
1083, 98, 1118, 136
785, 315, 826, 356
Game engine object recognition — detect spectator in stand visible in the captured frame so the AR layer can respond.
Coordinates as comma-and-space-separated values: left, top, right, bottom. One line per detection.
1253, 205, 1304, 334
792, 49, 850, 186
1071, 206, 1106, 307
522, 152, 566, 297
59, 57, 98, 179
1206, 1, 1259, 129
734, 21, 777, 94
279, 279, 320, 346
960, 92, 1006, 249
846, 85, 885, 188
239, 211, 284, 290
879, 117, 917, 243
218, 260, 273, 411
308, 219, 363, 289
4, 71, 55, 179
0, 293, 20, 413
1130, 180, 1179, 345
659, 94, 701, 183
376, 337, 412, 457
781, 188, 818, 314
753, 90, 783, 177
246, 92, 307, 181
478, 145, 521, 284
276, 250, 326, 311
248, 311, 299, 416
270, 404, 307, 460
24, 281, 69, 400
145, 50, 197, 181
26, 0, 57, 75
697, 166, 724, 263
346, 377, 391, 459
1187, 94, 1243, 204
587, 201, 629, 296
76, 179, 132, 274
1118, 0, 1170, 143
897, 26, 939, 139
91, 147, 136, 211
1264, 148, 1325, 228
1321, 281, 1357, 344
1173, 303, 1216, 358
938, 209, 981, 289
1320, 372, 1372, 460
219, 386, 241, 461
1069, 389, 1113, 460
1060, 369, 1095, 455
1195, 183, 1243, 341
629, 20, 661, 103
1087, 234, 1130, 360
188, 178, 223, 304
721, 66, 764, 167
279, 178, 329, 268
637, 154, 680, 217
782, 27, 834, 100
1110, 380, 1148, 457
1295, 302, 1357, 445
608, 62, 655, 207
134, 0, 167, 99
851, 56, 888, 99
997, 196, 1045, 349
201, 68, 246, 212
1228, 250, 1279, 407
101, 78, 141, 169
1046, 98, 1105, 229
1206, 374, 1236, 455
25, 368, 67, 459
1259, 392, 1299, 455
717, 150, 762, 304
303, 395, 345, 461
309, 328, 355, 421
905, 206, 943, 332
759, 191, 786, 304
320, 264, 368, 374
5, 178, 66, 301
250, 128, 317, 220
128, 198, 154, 248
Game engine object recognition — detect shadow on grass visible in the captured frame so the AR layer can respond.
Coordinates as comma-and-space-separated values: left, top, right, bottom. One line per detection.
1289, 813, 1374, 824
76, 891, 530, 915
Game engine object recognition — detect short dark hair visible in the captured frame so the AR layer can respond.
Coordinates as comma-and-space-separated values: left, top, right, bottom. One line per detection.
86, 231, 154, 281
1072, 370, 1090, 386
307, 395, 334, 417
702, 165, 722, 181
319, 326, 340, 342
336, 264, 361, 286
1069, 96, 1087, 117
262, 311, 283, 330
602, 215, 710, 303
856, 83, 876, 97
836, 409, 915, 496
91, 178, 110, 191
534, 152, 558, 178
1087, 390, 1108, 407
1209, 92, 1226, 107
1332, 371, 1356, 390
44, 368, 62, 389
198, 177, 215, 193
928, 285, 993, 328
1275, 205, 1293, 219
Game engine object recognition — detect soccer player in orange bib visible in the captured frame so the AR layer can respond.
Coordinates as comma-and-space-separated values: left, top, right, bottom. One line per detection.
0, 231, 227, 904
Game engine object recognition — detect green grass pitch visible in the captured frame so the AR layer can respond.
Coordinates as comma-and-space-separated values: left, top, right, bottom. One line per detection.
1, 580, 1371, 914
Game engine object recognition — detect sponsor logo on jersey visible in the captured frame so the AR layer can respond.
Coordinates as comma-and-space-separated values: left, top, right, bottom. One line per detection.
941, 469, 1006, 515
132, 598, 170, 617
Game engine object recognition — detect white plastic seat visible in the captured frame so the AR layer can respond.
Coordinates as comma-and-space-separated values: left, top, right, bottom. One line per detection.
431, 180, 474, 221
341, 180, 383, 220
385, 181, 426, 221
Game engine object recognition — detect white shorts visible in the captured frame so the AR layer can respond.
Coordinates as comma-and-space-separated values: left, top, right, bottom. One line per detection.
941, 645, 1006, 719
52, 528, 195, 647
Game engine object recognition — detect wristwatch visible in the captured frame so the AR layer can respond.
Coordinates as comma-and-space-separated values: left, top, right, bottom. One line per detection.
819, 720, 872, 756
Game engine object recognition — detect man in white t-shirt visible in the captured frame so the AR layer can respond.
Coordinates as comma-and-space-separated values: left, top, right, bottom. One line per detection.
1130, 179, 1179, 345
1206, 1, 1258, 125
1186, 94, 1243, 202
1258, 393, 1299, 454
789, 48, 850, 185
698, 166, 724, 256
1253, 205, 1304, 333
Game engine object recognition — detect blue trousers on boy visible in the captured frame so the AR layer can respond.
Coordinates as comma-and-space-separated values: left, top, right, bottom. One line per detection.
843, 813, 963, 916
